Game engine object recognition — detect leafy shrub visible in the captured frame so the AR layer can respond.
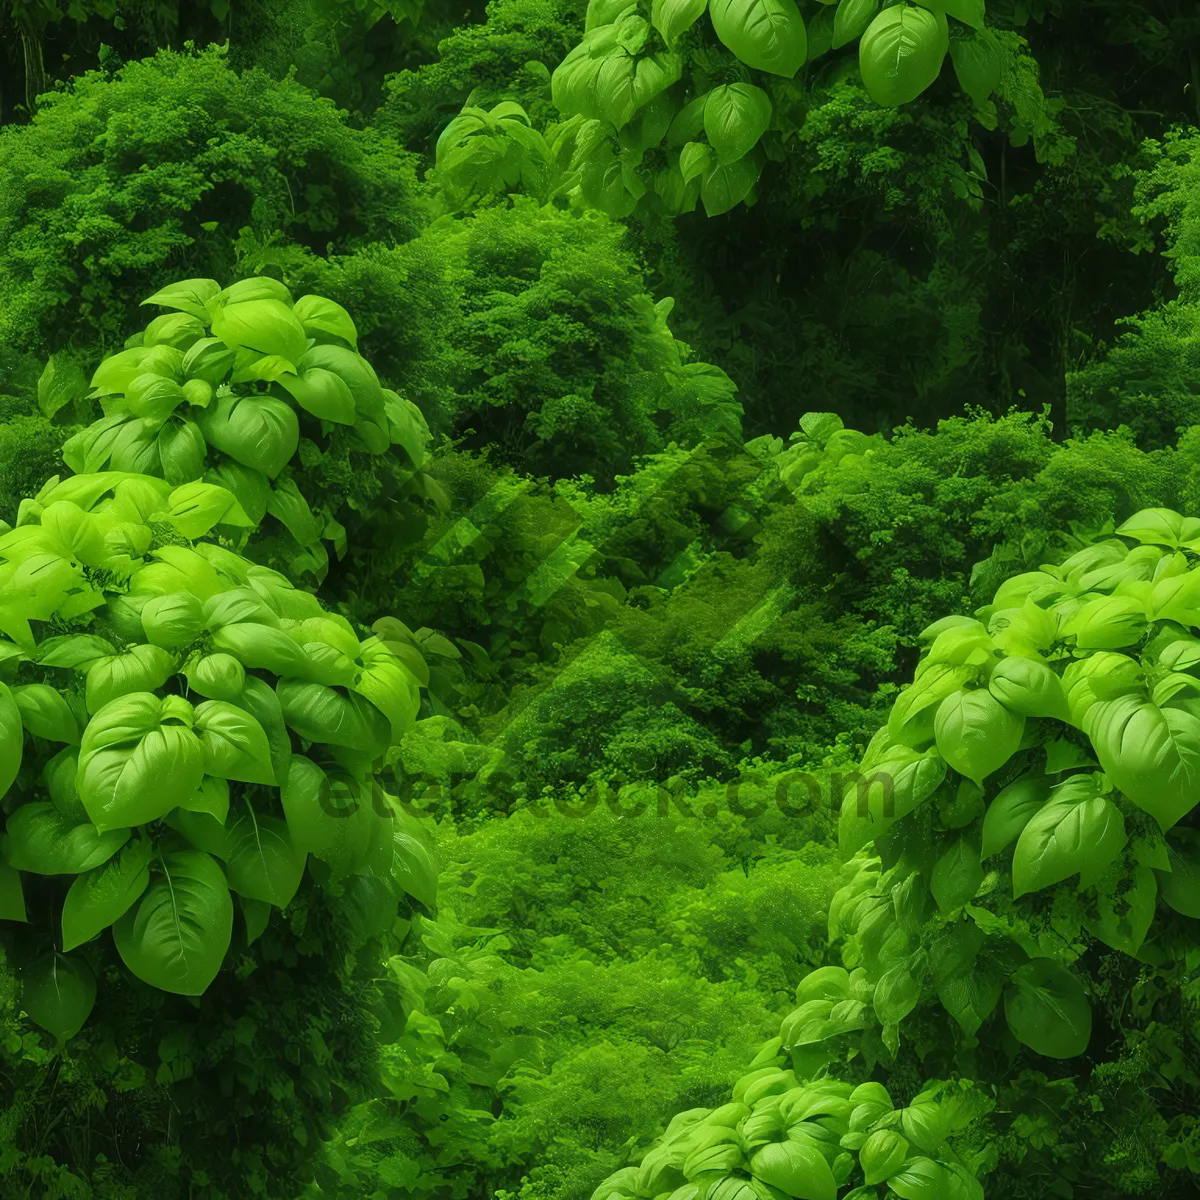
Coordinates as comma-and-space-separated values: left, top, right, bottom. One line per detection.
57, 274, 435, 589
0, 45, 424, 358
269, 200, 742, 488
0, 279, 441, 1197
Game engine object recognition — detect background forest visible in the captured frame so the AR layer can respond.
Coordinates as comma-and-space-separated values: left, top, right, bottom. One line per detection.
2, 1, 1200, 1199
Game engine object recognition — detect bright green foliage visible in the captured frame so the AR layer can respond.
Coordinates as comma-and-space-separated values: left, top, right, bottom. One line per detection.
0, 45, 424, 357
0, 469, 429, 1005
60, 275, 433, 587
534, 0, 1018, 220
431, 100, 558, 208
0, 278, 442, 1195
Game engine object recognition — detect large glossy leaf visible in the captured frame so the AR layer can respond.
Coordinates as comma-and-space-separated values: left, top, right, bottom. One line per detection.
859, 5, 948, 107
223, 804, 306, 908
934, 688, 1024, 786
709, 0, 807, 77
19, 952, 96, 1040
1012, 779, 1126, 897
197, 394, 299, 479
704, 83, 772, 163
988, 656, 1069, 721
113, 851, 233, 995
277, 680, 391, 754
981, 771, 1050, 858
860, 1129, 909, 1185
85, 644, 177, 713
12, 683, 80, 744
749, 1135, 836, 1199
193, 700, 275, 785
77, 693, 205, 830
4, 802, 129, 875
1088, 693, 1200, 829
1004, 958, 1091, 1058
141, 279, 221, 322
61, 837, 153, 951
209, 299, 308, 365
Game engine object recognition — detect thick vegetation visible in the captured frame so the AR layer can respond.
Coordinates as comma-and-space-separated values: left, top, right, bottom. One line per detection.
3, 2, 1200, 1199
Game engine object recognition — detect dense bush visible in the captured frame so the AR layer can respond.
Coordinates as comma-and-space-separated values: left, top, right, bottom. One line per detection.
0, 46, 424, 358
0, 278, 440, 1198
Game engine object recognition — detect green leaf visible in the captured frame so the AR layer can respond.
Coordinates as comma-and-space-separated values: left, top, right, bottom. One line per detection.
61, 837, 154, 951
859, 5, 948, 107
982, 770, 1050, 858
387, 806, 439, 908
126, 374, 187, 423
709, 0, 808, 77
163, 482, 253, 540
266, 476, 323, 547
223, 803, 306, 908
210, 299, 307, 366
889, 662, 976, 748
12, 683, 79, 744
1086, 863, 1156, 955
77, 693, 205, 831
701, 154, 761, 216
887, 1158, 954, 1200
280, 757, 379, 881
144, 312, 206, 350
748, 1136, 836, 1200
679, 141, 714, 184
36, 634, 115, 670
651, 0, 707, 46
704, 83, 772, 163
182, 337, 238, 386
197, 394, 300, 479
228, 677, 292, 790
185, 654, 245, 702
38, 354, 87, 419
838, 744, 945, 855
275, 368, 357, 425
0, 682, 23, 799
874, 958, 922, 1025
988, 656, 1069, 721
914, 0, 983, 30
4, 802, 129, 874
193, 700, 276, 785
157, 419, 208, 485
860, 1129, 908, 1185
1089, 692, 1200, 830
1012, 778, 1126, 898
179, 776, 231, 824
833, 0, 879, 47
292, 295, 359, 349
949, 31, 1001, 107
113, 851, 233, 995
277, 681, 390, 755
934, 688, 1024, 785
20, 952, 96, 1041
1004, 958, 1091, 1058
1062, 595, 1147, 650
85, 644, 177, 712
929, 922, 1002, 1036
141, 278, 221, 322
931, 836, 982, 912
212, 622, 312, 678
